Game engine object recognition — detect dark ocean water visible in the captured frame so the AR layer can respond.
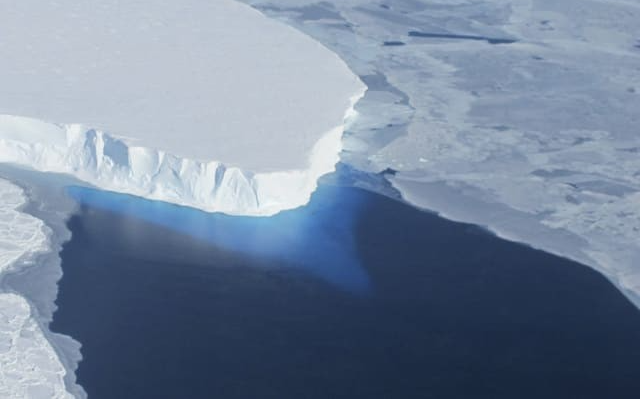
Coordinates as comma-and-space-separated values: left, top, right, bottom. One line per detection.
51, 180, 640, 399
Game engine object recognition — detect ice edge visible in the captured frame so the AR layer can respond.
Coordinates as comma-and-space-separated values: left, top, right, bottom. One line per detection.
0, 179, 77, 398
0, 88, 365, 217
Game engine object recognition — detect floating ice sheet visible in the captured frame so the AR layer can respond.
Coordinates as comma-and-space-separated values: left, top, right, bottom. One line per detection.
0, 0, 366, 216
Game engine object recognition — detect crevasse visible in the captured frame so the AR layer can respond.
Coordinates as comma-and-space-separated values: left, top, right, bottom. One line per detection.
0, 91, 364, 217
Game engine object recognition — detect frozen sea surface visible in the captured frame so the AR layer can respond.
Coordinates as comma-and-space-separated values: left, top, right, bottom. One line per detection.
0, 179, 74, 398
242, 0, 640, 304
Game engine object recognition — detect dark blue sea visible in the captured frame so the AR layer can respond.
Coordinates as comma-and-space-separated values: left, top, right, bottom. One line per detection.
51, 175, 640, 398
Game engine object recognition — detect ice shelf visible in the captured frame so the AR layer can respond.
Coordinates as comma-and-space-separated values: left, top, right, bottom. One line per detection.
0, 0, 366, 216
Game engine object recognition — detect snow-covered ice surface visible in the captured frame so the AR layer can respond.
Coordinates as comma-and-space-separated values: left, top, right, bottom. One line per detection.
0, 179, 72, 398
0, 0, 365, 216
241, 0, 640, 304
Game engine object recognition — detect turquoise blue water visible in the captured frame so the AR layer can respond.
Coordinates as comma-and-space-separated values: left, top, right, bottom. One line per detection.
66, 183, 370, 294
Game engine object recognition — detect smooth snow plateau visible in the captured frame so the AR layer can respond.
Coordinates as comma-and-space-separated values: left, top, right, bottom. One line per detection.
0, 0, 365, 216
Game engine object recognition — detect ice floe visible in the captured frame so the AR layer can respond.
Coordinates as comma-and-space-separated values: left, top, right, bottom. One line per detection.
0, 179, 72, 398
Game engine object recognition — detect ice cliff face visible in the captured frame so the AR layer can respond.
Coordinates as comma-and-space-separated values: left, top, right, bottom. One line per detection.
0, 94, 363, 216
0, 0, 366, 216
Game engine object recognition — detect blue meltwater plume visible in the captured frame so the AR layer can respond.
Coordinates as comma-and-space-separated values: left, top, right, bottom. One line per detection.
66, 183, 372, 294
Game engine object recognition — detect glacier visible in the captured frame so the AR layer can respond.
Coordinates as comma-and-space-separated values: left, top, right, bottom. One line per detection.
0, 0, 365, 216
0, 0, 366, 397
0, 106, 360, 216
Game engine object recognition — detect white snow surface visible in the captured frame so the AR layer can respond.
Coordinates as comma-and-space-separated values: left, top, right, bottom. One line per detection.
0, 0, 365, 216
0, 179, 72, 398
243, 0, 640, 303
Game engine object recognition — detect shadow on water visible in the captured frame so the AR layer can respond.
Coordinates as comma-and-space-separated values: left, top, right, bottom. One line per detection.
65, 184, 371, 294
53, 176, 640, 399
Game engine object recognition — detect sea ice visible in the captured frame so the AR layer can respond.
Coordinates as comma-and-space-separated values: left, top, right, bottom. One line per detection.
0, 179, 72, 398
242, 0, 640, 304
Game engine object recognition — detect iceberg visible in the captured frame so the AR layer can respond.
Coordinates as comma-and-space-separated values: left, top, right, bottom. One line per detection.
0, 0, 365, 216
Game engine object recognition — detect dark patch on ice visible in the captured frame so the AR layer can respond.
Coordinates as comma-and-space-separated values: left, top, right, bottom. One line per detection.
572, 137, 593, 146
380, 167, 397, 176
330, 163, 402, 200
408, 31, 517, 45
539, 20, 554, 31
565, 195, 580, 205
383, 41, 406, 46
574, 181, 636, 197
360, 72, 411, 105
259, 2, 342, 21
531, 169, 576, 178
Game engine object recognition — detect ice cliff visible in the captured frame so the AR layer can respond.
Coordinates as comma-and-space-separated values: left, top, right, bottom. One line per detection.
0, 0, 366, 216
0, 99, 361, 216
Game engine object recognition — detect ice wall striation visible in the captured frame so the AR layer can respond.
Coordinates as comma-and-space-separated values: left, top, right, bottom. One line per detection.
0, 0, 366, 216
0, 93, 363, 216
